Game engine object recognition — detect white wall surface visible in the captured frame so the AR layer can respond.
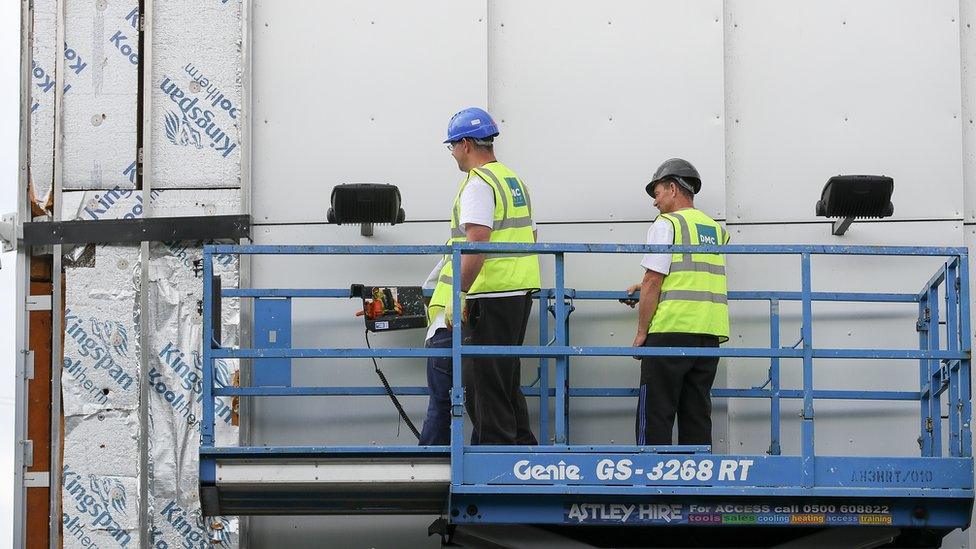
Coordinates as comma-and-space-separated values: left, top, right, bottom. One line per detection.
250, 0, 488, 224
487, 0, 726, 222
726, 1, 963, 224
244, 0, 976, 545
963, 0, 976, 223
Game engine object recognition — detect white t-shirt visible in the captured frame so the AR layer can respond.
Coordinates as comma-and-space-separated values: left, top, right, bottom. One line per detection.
641, 217, 674, 275
425, 169, 537, 341
458, 174, 538, 233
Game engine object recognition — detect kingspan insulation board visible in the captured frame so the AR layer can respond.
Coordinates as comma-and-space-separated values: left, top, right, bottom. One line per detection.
150, 0, 244, 188
61, 188, 143, 547
146, 192, 241, 547
29, 0, 58, 207
60, 189, 241, 547
62, 0, 140, 191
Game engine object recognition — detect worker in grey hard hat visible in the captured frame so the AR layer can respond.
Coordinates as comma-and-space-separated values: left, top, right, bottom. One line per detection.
622, 158, 731, 446
645, 157, 702, 196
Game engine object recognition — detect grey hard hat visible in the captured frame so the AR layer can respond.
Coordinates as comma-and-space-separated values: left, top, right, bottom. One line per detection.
645, 158, 702, 196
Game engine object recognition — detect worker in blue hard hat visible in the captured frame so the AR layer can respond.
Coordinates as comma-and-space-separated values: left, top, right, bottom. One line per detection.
621, 158, 731, 446
419, 107, 541, 445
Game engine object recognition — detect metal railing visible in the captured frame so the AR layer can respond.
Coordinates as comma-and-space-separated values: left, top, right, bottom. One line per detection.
201, 243, 972, 489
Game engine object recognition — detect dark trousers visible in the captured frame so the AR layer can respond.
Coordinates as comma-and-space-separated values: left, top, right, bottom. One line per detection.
636, 332, 719, 446
418, 328, 452, 446
462, 295, 538, 445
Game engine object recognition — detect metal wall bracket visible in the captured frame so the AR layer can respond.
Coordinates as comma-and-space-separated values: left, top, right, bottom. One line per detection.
24, 472, 50, 488
24, 350, 34, 380
831, 216, 855, 236
22, 440, 33, 468
26, 295, 52, 311
1, 212, 20, 252
22, 214, 251, 246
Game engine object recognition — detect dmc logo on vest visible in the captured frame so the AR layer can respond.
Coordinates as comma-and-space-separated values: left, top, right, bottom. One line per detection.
696, 224, 718, 246
505, 177, 526, 207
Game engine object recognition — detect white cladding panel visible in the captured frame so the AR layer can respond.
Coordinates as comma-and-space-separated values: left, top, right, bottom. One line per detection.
487, 0, 726, 222
726, 0, 963, 223
963, 0, 976, 222
726, 221, 964, 457
249, 0, 488, 225
250, 1, 725, 225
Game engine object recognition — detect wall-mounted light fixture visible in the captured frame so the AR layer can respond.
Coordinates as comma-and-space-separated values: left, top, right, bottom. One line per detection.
815, 175, 894, 236
327, 184, 406, 237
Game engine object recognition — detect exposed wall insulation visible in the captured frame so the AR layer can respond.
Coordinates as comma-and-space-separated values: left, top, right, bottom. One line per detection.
62, 0, 139, 191
146, 191, 241, 547
60, 189, 240, 547
29, 0, 57, 207
61, 189, 142, 547
150, 0, 243, 188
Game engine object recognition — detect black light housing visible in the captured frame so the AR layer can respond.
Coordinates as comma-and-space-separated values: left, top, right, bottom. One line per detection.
815, 175, 894, 235
327, 184, 406, 236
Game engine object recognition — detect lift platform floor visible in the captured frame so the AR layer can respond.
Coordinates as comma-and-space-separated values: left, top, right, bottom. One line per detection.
200, 446, 973, 537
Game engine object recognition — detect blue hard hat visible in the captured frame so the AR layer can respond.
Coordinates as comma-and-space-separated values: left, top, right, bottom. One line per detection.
444, 107, 499, 143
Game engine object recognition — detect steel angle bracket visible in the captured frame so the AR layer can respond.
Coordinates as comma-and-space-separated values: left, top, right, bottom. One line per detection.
21, 214, 251, 246
1, 212, 20, 252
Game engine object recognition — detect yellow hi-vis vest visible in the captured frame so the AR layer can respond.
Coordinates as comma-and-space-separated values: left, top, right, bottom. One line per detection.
428, 162, 541, 321
648, 208, 731, 342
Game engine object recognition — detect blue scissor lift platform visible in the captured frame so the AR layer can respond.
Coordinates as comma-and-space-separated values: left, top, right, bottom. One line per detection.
199, 243, 974, 547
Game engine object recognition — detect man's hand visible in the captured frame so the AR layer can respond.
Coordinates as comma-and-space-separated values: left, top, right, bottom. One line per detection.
621, 283, 641, 308
632, 269, 665, 359
444, 292, 468, 329
632, 331, 647, 360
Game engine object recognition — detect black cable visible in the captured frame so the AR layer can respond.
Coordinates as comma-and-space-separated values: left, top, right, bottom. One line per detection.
365, 330, 421, 440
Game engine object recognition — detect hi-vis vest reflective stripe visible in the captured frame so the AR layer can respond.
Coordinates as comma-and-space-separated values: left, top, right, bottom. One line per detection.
648, 208, 731, 342
428, 162, 541, 321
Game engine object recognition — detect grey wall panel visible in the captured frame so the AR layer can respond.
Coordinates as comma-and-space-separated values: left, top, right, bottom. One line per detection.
488, 0, 726, 223
726, 0, 963, 223
726, 221, 964, 458
250, 0, 488, 224
963, 0, 976, 222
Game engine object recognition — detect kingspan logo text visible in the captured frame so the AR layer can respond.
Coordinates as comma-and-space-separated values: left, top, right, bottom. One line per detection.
79, 185, 162, 221
160, 76, 237, 158
30, 42, 87, 112
108, 8, 141, 66
152, 501, 232, 548
162, 240, 234, 272
184, 62, 240, 120
155, 342, 234, 429
62, 465, 131, 547
64, 309, 134, 392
